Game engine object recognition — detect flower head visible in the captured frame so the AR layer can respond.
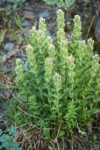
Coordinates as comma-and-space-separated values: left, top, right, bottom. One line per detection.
93, 53, 100, 62
26, 44, 33, 52
53, 73, 61, 82
66, 55, 74, 64
40, 17, 45, 23
45, 58, 53, 66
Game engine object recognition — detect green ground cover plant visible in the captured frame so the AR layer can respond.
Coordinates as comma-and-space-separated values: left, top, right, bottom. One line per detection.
0, 126, 21, 150
0, 0, 26, 13
7, 0, 26, 10
7, 9, 100, 140
43, 0, 90, 9
43, 0, 75, 8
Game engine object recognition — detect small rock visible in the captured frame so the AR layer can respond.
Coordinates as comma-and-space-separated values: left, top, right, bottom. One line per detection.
21, 20, 29, 27
95, 19, 100, 42
23, 11, 34, 20
3, 42, 14, 52
77, 0, 85, 3
95, 137, 100, 143
38, 11, 50, 19
0, 0, 6, 6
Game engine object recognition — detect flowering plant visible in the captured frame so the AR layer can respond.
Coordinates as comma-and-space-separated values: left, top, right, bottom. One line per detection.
9, 9, 100, 137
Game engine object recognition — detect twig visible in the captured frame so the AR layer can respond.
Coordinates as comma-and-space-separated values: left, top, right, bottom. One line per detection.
85, 15, 95, 41
77, 122, 86, 136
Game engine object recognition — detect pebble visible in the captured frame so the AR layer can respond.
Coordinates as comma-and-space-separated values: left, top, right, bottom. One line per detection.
38, 11, 50, 19
3, 42, 14, 52
23, 11, 34, 20
0, 0, 6, 6
95, 19, 100, 42
21, 20, 29, 27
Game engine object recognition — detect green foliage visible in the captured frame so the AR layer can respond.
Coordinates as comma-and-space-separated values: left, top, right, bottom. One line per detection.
7, 0, 26, 10
43, 0, 76, 8
0, 126, 22, 150
0, 0, 26, 13
43, 0, 90, 8
8, 9, 100, 138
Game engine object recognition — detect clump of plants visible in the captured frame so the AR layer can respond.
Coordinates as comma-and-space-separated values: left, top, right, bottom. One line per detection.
43, 0, 75, 8
0, 126, 22, 150
8, 9, 100, 140
7, 0, 26, 10
0, 0, 26, 13
43, 0, 90, 9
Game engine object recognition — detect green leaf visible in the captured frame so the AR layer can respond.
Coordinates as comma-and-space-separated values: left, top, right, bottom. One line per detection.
58, 130, 65, 137
7, 125, 17, 137
0, 129, 2, 136
58, 93, 64, 100
94, 109, 100, 114
43, 128, 50, 139
48, 145, 53, 150
96, 98, 100, 102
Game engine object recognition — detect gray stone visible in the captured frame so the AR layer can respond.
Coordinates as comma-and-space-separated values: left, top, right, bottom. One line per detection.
3, 42, 14, 52
23, 11, 34, 20
95, 19, 100, 42
38, 11, 50, 19
21, 20, 29, 27
0, 0, 6, 6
